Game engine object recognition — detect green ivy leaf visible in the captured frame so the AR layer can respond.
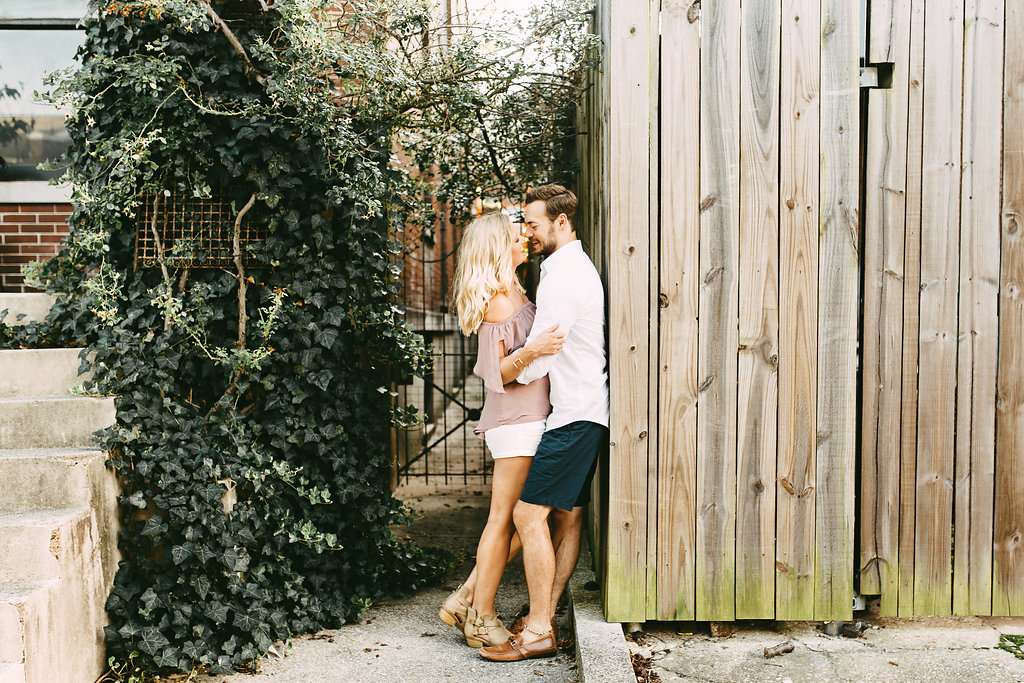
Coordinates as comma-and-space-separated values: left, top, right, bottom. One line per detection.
170, 544, 192, 565
205, 601, 230, 624
137, 627, 170, 656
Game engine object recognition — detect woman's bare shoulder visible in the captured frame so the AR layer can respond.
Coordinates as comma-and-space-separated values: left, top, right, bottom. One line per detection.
483, 292, 517, 323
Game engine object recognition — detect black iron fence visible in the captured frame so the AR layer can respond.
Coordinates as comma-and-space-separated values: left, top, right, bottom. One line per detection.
391, 215, 491, 490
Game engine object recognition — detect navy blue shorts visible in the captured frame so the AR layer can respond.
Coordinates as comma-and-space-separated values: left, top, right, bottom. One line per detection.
519, 421, 608, 512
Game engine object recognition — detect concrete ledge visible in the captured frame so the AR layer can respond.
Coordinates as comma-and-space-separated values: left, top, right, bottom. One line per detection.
0, 349, 93, 398
0, 182, 72, 204
0, 449, 107, 511
0, 397, 115, 450
569, 536, 635, 683
0, 580, 56, 664
0, 662, 25, 683
0, 508, 90, 581
0, 295, 56, 326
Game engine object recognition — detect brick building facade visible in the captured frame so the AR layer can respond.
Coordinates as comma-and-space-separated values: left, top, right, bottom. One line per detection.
0, 194, 71, 293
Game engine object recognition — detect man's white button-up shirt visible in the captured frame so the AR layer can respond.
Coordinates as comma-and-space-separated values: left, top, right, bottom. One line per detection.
516, 239, 610, 431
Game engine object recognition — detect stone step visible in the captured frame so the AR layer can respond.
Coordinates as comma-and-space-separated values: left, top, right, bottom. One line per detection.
0, 295, 55, 327
0, 397, 115, 450
0, 449, 107, 512
0, 509, 90, 582
0, 663, 24, 683
0, 580, 56, 665
0, 544, 115, 680
0, 349, 94, 399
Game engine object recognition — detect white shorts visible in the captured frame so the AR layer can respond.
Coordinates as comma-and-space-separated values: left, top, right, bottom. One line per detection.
484, 420, 546, 459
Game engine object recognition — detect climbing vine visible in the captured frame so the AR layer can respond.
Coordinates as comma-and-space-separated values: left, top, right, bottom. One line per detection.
1, 0, 595, 677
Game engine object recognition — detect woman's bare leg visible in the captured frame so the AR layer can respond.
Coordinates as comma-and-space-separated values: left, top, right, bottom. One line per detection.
468, 456, 533, 615
461, 530, 523, 600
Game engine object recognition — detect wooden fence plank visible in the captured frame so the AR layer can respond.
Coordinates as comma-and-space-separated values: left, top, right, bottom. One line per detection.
859, 0, 910, 615
603, 0, 654, 622
897, 0, 926, 617
913, 0, 963, 616
656, 0, 701, 621
993, 0, 1024, 618
644, 0, 661, 622
695, 0, 740, 623
814, 0, 859, 621
953, 0, 1003, 617
776, 0, 819, 622
582, 5, 608, 579
736, 0, 780, 620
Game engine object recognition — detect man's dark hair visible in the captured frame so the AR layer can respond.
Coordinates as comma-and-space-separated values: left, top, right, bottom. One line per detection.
524, 184, 577, 229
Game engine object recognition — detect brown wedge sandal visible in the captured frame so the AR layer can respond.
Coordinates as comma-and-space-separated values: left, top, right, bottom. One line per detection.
464, 607, 513, 648
438, 585, 471, 632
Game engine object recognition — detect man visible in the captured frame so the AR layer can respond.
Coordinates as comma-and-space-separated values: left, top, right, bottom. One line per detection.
480, 184, 609, 662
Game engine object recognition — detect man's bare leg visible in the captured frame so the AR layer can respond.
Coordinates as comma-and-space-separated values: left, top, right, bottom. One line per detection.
512, 499, 556, 642
548, 506, 585, 621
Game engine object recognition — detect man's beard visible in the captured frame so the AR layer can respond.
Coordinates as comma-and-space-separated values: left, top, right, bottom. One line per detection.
532, 235, 557, 257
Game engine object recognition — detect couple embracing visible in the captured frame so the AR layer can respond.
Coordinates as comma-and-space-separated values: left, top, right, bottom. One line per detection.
438, 184, 609, 662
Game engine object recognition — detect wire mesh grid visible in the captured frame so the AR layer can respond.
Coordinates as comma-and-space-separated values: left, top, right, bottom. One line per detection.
134, 192, 265, 270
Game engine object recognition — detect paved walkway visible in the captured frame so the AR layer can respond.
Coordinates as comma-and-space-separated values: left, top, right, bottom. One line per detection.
635, 613, 1024, 682
192, 495, 579, 683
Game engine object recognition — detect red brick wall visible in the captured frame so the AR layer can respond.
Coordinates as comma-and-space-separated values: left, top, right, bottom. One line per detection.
398, 213, 465, 316
0, 203, 71, 292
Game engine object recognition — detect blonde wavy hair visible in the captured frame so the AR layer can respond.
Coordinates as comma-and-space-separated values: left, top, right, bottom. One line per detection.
452, 211, 525, 335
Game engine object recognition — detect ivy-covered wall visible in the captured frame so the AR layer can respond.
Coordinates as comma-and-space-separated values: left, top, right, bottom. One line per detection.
21, 0, 451, 674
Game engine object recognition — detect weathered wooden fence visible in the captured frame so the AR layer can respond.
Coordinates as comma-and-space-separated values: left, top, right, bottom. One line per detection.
579, 0, 1024, 622
860, 0, 1024, 617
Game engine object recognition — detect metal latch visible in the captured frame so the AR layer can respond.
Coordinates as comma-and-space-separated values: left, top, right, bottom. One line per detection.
860, 63, 895, 89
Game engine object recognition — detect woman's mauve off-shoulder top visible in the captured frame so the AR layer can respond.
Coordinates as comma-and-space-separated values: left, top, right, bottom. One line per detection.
472, 302, 551, 438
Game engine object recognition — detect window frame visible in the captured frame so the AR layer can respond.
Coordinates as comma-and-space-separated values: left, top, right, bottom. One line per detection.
0, 11, 84, 195
0, 19, 80, 29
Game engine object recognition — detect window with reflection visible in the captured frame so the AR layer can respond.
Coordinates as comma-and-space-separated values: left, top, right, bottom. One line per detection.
0, 1, 88, 181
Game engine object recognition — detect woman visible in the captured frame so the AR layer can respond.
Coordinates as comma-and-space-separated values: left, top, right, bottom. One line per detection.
437, 211, 563, 648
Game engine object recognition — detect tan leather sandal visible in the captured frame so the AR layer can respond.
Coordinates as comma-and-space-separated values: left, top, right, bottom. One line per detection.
479, 630, 557, 661
463, 607, 513, 648
438, 585, 471, 631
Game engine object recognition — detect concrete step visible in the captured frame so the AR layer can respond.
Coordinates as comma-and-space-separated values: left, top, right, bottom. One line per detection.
0, 349, 94, 399
0, 449, 107, 512
0, 663, 24, 683
0, 509, 90, 582
0, 532, 115, 679
0, 295, 54, 327
0, 397, 115, 450
0, 580, 56, 665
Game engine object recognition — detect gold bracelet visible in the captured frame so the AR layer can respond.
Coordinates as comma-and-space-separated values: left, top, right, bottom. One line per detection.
513, 353, 524, 369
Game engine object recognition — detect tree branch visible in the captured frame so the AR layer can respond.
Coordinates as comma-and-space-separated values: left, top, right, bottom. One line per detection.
474, 107, 516, 198
148, 193, 175, 331
233, 192, 258, 350
203, 192, 258, 420
177, 267, 190, 296
195, 0, 269, 89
